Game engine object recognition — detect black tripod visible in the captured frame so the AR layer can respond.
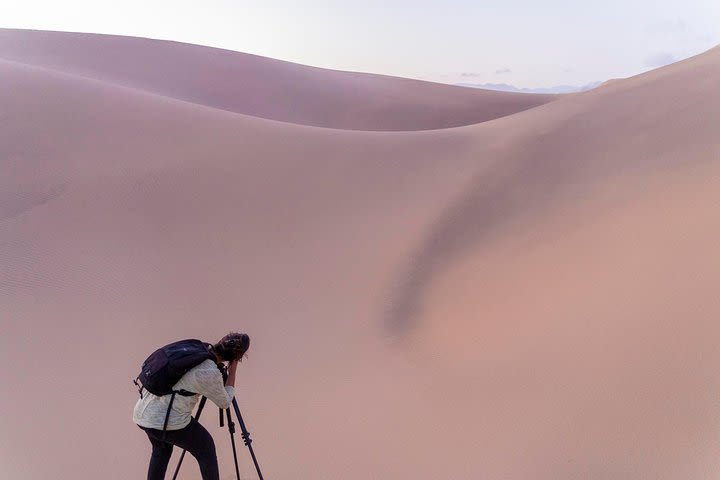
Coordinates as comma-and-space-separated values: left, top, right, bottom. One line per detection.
171, 396, 265, 480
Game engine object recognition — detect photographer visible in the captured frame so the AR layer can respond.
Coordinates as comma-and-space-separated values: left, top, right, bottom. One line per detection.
133, 332, 250, 480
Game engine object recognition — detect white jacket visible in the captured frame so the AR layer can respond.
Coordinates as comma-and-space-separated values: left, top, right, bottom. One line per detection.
133, 359, 235, 430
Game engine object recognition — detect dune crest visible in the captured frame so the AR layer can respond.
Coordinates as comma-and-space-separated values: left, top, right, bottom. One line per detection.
0, 28, 557, 131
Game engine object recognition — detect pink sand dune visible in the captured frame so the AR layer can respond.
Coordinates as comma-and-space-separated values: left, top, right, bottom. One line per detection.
0, 29, 557, 131
1, 30, 720, 480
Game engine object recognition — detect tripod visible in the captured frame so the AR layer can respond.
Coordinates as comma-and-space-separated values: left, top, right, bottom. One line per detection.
171, 396, 265, 480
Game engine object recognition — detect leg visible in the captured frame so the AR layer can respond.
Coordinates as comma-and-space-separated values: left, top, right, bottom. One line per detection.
142, 428, 174, 480
156, 418, 220, 480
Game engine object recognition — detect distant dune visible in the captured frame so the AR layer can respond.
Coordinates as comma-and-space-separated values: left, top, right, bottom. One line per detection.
1, 29, 720, 480
0, 29, 556, 131
456, 80, 603, 94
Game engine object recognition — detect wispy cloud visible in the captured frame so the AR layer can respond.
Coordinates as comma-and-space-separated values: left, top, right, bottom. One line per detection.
460, 72, 481, 78
495, 67, 511, 74
648, 19, 689, 36
646, 19, 715, 46
645, 52, 676, 68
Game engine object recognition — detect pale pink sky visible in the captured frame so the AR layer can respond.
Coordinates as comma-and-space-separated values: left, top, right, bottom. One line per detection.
1, 2, 719, 89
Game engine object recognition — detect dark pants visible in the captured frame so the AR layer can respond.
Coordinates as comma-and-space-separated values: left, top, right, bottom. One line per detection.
139, 417, 219, 480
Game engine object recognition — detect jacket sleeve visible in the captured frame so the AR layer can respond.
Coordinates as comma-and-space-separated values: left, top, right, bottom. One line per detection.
193, 362, 235, 409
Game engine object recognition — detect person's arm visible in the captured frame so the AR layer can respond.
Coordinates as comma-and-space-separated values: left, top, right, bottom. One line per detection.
194, 361, 236, 409
225, 359, 238, 388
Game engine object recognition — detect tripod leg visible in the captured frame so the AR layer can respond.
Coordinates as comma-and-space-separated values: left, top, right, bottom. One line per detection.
231, 398, 264, 480
225, 408, 241, 480
171, 396, 208, 480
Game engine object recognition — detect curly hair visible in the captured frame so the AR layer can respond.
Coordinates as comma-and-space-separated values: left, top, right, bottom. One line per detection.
213, 332, 250, 362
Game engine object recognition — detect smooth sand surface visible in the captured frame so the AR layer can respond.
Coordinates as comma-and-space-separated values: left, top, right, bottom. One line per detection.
1, 30, 719, 479
0, 29, 556, 131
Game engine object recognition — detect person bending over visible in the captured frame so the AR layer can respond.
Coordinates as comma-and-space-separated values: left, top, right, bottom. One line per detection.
133, 332, 250, 480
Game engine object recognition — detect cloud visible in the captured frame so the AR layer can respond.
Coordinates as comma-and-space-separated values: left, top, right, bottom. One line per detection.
648, 19, 689, 36
699, 33, 714, 43
495, 67, 511, 74
645, 52, 677, 68
646, 19, 716, 46
460, 72, 481, 78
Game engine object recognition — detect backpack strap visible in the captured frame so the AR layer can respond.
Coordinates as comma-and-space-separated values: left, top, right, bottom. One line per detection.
160, 389, 198, 440
133, 376, 144, 399
161, 392, 177, 440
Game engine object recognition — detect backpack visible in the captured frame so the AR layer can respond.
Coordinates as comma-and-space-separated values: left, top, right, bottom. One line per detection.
133, 338, 216, 436
135, 338, 216, 397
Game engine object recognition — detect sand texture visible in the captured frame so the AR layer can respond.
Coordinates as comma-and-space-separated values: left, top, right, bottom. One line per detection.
1, 29, 720, 479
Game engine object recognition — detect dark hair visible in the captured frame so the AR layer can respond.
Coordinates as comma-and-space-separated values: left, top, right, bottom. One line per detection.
213, 332, 250, 362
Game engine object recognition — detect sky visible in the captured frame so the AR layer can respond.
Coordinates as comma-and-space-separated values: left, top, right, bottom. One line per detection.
1, 0, 719, 88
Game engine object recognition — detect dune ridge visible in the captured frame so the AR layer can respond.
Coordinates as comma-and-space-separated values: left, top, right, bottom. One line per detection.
387, 43, 720, 333
0, 28, 557, 131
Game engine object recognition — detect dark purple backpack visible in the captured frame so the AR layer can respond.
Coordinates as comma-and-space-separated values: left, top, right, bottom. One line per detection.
133, 339, 216, 436
136, 339, 215, 396
135, 339, 215, 397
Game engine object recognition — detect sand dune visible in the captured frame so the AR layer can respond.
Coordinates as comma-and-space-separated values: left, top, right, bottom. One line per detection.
1, 30, 719, 480
0, 29, 556, 131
